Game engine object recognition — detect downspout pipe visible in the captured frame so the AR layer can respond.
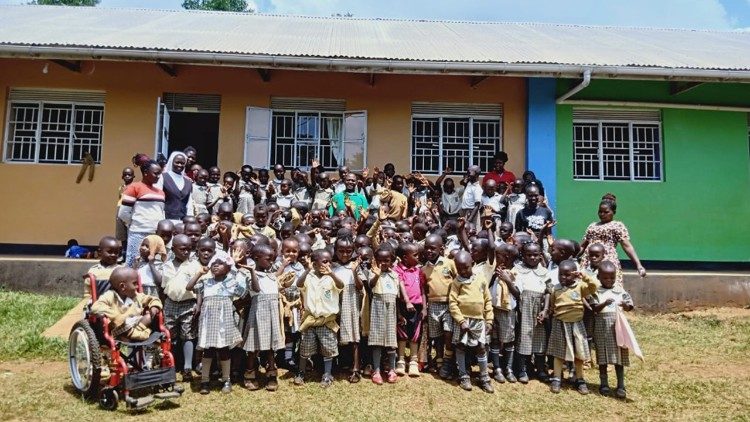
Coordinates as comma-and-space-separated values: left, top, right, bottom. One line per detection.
556, 69, 591, 103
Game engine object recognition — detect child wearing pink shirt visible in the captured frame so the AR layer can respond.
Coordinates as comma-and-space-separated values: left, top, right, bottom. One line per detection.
394, 243, 427, 377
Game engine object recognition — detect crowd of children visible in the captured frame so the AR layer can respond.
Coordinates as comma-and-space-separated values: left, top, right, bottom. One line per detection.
89, 151, 639, 398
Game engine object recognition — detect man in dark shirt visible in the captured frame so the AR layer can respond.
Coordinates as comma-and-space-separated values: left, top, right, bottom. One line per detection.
514, 185, 553, 236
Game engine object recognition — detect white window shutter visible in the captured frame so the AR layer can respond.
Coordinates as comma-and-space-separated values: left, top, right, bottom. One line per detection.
244, 106, 271, 168
342, 111, 367, 170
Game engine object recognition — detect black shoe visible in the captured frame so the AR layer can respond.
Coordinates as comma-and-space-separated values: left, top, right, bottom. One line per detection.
518, 371, 529, 384
576, 379, 589, 395
615, 387, 627, 399
550, 378, 561, 394
599, 385, 611, 396
199, 382, 210, 395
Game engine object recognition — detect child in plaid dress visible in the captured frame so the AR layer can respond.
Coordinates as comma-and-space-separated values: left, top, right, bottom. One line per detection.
187, 249, 247, 395
512, 242, 551, 384
243, 244, 285, 392
547, 260, 599, 395
294, 250, 345, 388
368, 246, 401, 385
489, 243, 521, 383
333, 235, 365, 383
449, 251, 494, 393
591, 260, 634, 399
273, 238, 306, 370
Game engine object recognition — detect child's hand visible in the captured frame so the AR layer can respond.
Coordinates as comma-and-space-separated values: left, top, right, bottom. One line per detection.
406, 302, 415, 313
139, 313, 152, 327
421, 307, 428, 321
457, 217, 466, 230
443, 166, 453, 175
605, 298, 615, 306
536, 310, 547, 324
371, 264, 381, 276
301, 256, 312, 269
199, 266, 209, 275
483, 218, 493, 230
319, 263, 332, 275
486, 322, 493, 333
231, 247, 246, 263
311, 158, 320, 168
398, 316, 406, 326
362, 167, 369, 179
460, 321, 469, 333
350, 258, 361, 271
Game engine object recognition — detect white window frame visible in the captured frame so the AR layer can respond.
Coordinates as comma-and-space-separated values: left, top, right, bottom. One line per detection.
410, 113, 502, 175
572, 118, 663, 182
3, 99, 105, 165
269, 110, 343, 170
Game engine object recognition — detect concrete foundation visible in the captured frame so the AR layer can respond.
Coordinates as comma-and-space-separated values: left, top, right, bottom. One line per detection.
1, 257, 749, 311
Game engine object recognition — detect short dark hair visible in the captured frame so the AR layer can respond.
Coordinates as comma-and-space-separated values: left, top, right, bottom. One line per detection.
494, 151, 509, 162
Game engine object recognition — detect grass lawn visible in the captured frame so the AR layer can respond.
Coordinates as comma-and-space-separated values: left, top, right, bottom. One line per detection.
0, 290, 749, 421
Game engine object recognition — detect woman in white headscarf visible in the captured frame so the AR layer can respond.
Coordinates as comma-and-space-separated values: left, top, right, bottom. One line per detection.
158, 151, 193, 223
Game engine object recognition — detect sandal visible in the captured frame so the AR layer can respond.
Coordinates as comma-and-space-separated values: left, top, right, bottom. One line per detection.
348, 371, 362, 383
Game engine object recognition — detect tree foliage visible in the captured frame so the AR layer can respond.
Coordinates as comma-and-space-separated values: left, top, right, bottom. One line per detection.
182, 0, 253, 12
29, 0, 100, 5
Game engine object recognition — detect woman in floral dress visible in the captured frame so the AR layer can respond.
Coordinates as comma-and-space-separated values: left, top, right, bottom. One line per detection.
580, 198, 646, 285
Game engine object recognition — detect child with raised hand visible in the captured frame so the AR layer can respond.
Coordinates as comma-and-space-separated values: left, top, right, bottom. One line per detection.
133, 235, 167, 298
421, 234, 458, 379
449, 250, 494, 393
294, 250, 345, 388
547, 259, 599, 395
85, 236, 123, 300
394, 243, 427, 377
489, 243, 521, 383
333, 235, 365, 383
91, 267, 163, 342
512, 242, 551, 384
591, 260, 635, 399
368, 246, 401, 385
243, 244, 285, 392
186, 249, 246, 394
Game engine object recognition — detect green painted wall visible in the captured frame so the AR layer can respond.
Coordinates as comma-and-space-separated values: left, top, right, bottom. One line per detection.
556, 80, 750, 262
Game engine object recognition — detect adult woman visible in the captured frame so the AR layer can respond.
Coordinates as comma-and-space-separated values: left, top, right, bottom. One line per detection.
482, 151, 516, 186
579, 198, 646, 285
118, 160, 166, 266
159, 151, 194, 223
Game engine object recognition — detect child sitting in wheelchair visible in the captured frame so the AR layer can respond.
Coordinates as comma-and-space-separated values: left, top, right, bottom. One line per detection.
91, 267, 162, 342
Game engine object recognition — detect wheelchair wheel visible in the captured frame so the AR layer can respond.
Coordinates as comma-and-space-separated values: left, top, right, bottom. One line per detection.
99, 387, 119, 411
69, 320, 102, 399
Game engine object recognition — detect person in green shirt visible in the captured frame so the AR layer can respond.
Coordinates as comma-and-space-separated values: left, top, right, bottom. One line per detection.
329, 173, 368, 220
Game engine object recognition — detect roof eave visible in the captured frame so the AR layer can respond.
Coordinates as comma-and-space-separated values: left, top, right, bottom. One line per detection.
2, 44, 750, 83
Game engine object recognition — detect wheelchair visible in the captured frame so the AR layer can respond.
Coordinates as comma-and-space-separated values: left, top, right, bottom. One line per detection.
68, 273, 183, 410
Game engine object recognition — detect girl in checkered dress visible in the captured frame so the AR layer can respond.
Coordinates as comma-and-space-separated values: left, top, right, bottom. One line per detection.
512, 242, 552, 384
489, 243, 521, 384
333, 235, 365, 383
186, 249, 246, 395
368, 246, 401, 385
591, 261, 634, 399
242, 244, 286, 392
273, 238, 306, 370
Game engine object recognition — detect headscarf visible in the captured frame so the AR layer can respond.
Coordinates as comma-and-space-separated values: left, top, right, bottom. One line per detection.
142, 235, 168, 262
208, 250, 235, 268
162, 151, 188, 190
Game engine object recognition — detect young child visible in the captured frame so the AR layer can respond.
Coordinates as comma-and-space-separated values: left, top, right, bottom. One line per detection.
394, 243, 426, 377
480, 179, 506, 226
583, 243, 606, 276
547, 259, 599, 395
133, 235, 168, 298
591, 260, 634, 399
368, 246, 401, 385
274, 238, 306, 369
512, 242, 551, 384
449, 251, 494, 393
243, 244, 285, 392
294, 250, 345, 388
272, 179, 295, 209
116, 167, 135, 251
91, 267, 162, 342
186, 249, 246, 394
506, 179, 526, 232
85, 236, 123, 301
161, 234, 199, 381
421, 234, 457, 378
237, 165, 258, 215
333, 235, 365, 383
489, 243, 521, 383
460, 165, 482, 220
252, 204, 277, 239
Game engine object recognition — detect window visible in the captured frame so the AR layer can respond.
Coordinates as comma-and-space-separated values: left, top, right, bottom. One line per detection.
4, 89, 104, 164
410, 102, 502, 174
572, 108, 662, 181
244, 99, 366, 171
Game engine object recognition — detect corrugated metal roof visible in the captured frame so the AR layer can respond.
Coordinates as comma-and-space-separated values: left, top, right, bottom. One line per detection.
1, 5, 750, 72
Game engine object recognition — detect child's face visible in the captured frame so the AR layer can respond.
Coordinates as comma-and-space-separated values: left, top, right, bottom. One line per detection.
198, 244, 216, 265
335, 242, 354, 264
318, 175, 331, 189
185, 224, 202, 248
280, 180, 291, 195
172, 240, 192, 262
522, 246, 542, 268
254, 250, 275, 271
118, 275, 139, 299
470, 241, 487, 263
280, 225, 294, 240
599, 268, 617, 289
399, 232, 414, 243
210, 261, 231, 278
375, 252, 394, 272
156, 228, 173, 247
512, 180, 524, 193
550, 242, 565, 264
498, 182, 508, 193
483, 181, 497, 196
122, 168, 135, 184
99, 242, 121, 266
197, 170, 209, 185
423, 239, 443, 263
241, 215, 254, 226
139, 239, 150, 260
443, 178, 455, 193
357, 248, 373, 268
588, 248, 605, 268
402, 249, 420, 268
558, 266, 577, 287
273, 165, 285, 180
455, 259, 473, 278
197, 215, 210, 232
254, 211, 268, 227
313, 252, 332, 272
208, 168, 221, 184
382, 228, 396, 241
320, 221, 334, 238
526, 188, 540, 208
499, 223, 513, 240
222, 177, 235, 190
241, 168, 252, 182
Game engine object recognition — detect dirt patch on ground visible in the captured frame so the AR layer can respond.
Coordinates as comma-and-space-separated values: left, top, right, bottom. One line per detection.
0, 360, 67, 376
674, 307, 750, 320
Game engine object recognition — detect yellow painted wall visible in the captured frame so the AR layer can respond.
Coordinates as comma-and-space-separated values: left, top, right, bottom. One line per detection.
0, 59, 526, 246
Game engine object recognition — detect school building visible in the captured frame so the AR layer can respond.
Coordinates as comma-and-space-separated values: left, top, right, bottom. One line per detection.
0, 5, 748, 266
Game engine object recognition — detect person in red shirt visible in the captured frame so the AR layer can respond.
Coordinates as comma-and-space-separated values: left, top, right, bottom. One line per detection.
482, 152, 516, 187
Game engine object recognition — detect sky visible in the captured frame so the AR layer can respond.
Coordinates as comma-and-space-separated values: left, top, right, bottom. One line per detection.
2, 0, 750, 30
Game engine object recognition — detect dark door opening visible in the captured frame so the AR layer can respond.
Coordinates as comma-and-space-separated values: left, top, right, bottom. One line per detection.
168, 112, 220, 168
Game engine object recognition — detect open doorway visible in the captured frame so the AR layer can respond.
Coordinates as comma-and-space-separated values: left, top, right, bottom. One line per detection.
161, 93, 221, 168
